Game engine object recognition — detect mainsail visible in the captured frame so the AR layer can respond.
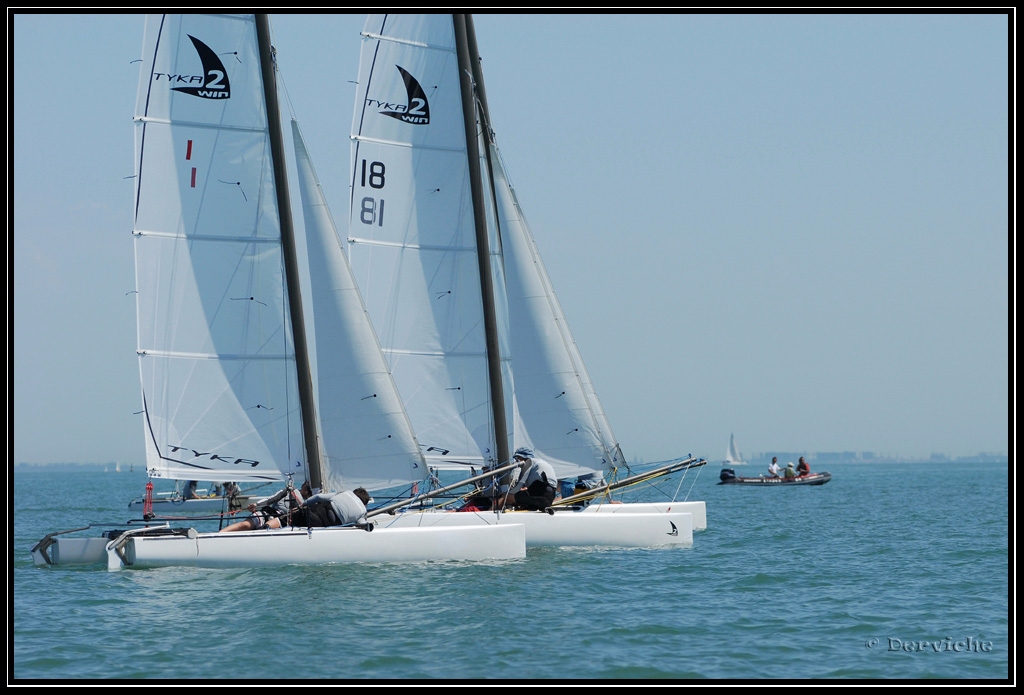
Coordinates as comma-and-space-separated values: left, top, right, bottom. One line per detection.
347, 14, 625, 483
347, 15, 513, 470
133, 13, 427, 494
133, 14, 304, 483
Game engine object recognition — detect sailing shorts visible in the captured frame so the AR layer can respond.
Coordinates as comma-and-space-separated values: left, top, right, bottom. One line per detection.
514, 481, 556, 511
287, 501, 339, 527
248, 507, 284, 529
248, 510, 271, 529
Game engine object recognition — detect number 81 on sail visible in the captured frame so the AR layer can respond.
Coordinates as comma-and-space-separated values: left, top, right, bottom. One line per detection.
358, 159, 386, 226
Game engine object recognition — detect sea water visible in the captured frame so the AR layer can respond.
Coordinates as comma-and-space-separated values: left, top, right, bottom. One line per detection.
12, 461, 1009, 681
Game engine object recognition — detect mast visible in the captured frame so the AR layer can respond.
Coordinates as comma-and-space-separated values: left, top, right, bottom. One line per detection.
255, 15, 323, 489
453, 13, 509, 468
464, 15, 504, 293
463, 16, 491, 136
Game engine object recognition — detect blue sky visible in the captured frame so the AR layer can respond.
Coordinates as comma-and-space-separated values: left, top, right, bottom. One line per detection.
12, 12, 1010, 465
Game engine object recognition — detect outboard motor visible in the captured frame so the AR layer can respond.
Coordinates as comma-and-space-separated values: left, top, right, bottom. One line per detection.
719, 468, 736, 482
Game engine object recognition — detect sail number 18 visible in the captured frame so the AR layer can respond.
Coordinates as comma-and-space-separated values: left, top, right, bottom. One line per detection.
359, 159, 385, 226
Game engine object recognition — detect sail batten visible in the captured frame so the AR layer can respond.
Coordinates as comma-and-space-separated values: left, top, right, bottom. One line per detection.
347, 237, 477, 253
361, 32, 454, 52
351, 134, 466, 154
137, 350, 292, 361
135, 116, 266, 134
133, 230, 282, 243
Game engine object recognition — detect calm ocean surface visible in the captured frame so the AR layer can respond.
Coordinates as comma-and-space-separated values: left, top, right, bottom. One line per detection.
13, 461, 1009, 682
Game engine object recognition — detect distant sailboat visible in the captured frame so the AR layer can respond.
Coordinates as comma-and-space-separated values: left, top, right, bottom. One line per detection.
725, 434, 747, 466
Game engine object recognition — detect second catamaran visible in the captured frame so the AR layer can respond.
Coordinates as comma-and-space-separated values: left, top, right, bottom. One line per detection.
345, 14, 706, 545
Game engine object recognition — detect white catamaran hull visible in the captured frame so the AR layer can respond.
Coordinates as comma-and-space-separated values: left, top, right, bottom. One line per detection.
29, 503, 704, 569
105, 524, 525, 569
31, 537, 110, 566
371, 510, 693, 548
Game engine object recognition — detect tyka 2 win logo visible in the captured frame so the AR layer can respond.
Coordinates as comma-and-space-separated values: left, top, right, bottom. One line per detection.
153, 35, 231, 100
367, 65, 430, 125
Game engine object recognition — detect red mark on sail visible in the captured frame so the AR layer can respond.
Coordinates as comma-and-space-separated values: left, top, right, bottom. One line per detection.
187, 140, 196, 188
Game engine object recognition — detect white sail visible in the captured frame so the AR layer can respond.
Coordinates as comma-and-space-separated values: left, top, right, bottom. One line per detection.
291, 119, 427, 493
725, 433, 746, 465
346, 14, 513, 469
492, 149, 625, 481
133, 14, 302, 483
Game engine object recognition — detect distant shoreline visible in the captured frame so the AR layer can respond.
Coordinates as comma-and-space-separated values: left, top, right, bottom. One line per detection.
13, 463, 142, 472
729, 452, 1008, 466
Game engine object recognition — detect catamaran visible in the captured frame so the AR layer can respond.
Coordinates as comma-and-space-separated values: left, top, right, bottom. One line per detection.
342, 14, 706, 545
31, 13, 524, 569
